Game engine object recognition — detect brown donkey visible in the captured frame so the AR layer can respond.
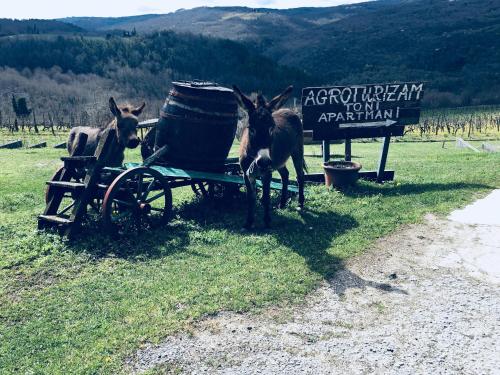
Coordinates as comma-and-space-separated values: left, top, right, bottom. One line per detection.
67, 97, 145, 167
233, 85, 306, 229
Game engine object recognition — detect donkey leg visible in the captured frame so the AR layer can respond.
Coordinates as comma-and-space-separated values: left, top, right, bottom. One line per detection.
243, 174, 257, 229
277, 166, 289, 209
291, 151, 305, 210
261, 171, 272, 228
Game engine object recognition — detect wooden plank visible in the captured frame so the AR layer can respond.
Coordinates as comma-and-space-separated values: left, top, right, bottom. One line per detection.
28, 142, 47, 149
322, 140, 330, 163
105, 163, 297, 193
143, 145, 169, 167
43, 133, 88, 217
38, 215, 72, 225
46, 181, 85, 190
138, 118, 159, 129
482, 143, 499, 153
0, 140, 22, 149
377, 136, 391, 183
345, 138, 352, 161
455, 137, 480, 153
302, 82, 424, 141
54, 142, 67, 149
360, 170, 394, 182
60, 156, 96, 162
65, 129, 116, 237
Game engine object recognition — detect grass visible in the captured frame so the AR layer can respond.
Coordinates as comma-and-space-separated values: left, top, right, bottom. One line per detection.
0, 130, 499, 374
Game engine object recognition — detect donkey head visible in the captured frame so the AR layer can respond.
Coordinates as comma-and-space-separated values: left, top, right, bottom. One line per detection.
233, 85, 293, 172
109, 97, 145, 149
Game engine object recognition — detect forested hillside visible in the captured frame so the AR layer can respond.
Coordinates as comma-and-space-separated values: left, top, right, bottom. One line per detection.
1, 0, 499, 128
65, 0, 500, 107
0, 32, 309, 93
0, 18, 83, 36
0, 32, 311, 125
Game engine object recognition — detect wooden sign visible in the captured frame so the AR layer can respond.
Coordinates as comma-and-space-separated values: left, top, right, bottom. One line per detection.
301, 82, 424, 140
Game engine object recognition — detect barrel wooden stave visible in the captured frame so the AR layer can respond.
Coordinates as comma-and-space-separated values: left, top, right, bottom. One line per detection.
153, 82, 238, 172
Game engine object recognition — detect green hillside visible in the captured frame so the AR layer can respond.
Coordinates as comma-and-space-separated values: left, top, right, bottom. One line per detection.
0, 18, 83, 36
63, 0, 500, 107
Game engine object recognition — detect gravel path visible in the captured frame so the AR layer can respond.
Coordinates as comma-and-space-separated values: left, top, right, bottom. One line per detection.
128, 191, 500, 374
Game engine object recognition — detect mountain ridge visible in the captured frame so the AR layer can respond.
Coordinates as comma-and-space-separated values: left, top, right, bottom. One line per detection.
0, 18, 83, 36
1, 0, 498, 107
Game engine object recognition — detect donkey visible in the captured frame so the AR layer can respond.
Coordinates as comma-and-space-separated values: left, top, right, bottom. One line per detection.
67, 97, 145, 167
233, 85, 306, 229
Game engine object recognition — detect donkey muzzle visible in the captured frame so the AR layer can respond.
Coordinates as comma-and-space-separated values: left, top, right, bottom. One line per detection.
255, 149, 272, 171
127, 138, 140, 149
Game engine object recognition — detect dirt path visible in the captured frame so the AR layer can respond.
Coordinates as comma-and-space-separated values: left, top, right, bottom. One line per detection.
128, 191, 500, 374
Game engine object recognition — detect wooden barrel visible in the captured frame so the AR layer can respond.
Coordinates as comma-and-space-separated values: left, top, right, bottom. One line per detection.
154, 81, 238, 172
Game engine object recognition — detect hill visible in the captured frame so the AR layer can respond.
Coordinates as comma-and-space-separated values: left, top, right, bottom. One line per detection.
0, 32, 312, 125
0, 18, 83, 36
0, 32, 310, 95
63, 0, 500, 106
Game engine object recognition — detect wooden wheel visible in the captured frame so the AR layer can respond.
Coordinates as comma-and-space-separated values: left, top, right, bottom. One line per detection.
102, 167, 172, 234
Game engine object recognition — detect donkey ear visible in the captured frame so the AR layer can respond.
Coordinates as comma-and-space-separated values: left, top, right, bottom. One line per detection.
109, 97, 121, 117
268, 86, 293, 111
132, 102, 146, 116
233, 85, 254, 113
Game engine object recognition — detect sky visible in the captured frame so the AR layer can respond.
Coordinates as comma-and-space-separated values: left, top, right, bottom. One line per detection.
2, 0, 366, 19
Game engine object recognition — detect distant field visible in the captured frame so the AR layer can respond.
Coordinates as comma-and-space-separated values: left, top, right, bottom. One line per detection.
1, 105, 500, 149
404, 106, 500, 141
0, 136, 499, 374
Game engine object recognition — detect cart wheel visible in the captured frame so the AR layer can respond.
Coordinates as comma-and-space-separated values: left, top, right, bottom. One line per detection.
102, 166, 172, 234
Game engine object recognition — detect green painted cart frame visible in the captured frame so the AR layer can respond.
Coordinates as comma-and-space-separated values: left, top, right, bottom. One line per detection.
99, 160, 298, 233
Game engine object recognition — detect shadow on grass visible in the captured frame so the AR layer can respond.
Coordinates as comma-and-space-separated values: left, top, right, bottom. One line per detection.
68, 191, 408, 296
179, 195, 407, 296
272, 210, 407, 296
67, 216, 195, 260
342, 181, 494, 198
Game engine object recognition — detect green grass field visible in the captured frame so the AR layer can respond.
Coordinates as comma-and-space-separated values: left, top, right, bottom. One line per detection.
0, 132, 499, 374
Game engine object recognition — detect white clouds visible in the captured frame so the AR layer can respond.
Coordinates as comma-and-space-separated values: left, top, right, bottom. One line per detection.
3, 0, 367, 19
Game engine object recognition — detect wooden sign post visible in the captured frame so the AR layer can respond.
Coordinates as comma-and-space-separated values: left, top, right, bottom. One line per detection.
302, 82, 424, 182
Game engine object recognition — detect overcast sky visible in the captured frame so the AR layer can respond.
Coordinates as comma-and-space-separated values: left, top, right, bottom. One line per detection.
3, 0, 367, 19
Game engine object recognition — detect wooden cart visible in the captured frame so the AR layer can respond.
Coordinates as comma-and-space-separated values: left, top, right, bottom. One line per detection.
38, 128, 297, 237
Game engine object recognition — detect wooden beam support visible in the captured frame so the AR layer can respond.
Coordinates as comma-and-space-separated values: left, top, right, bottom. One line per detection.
28, 142, 47, 149
376, 136, 391, 183
322, 140, 330, 164
143, 145, 169, 167
0, 140, 22, 149
345, 138, 351, 161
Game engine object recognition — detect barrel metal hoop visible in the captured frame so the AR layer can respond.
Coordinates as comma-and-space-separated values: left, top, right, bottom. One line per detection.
169, 89, 238, 106
160, 110, 237, 125
165, 99, 239, 118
